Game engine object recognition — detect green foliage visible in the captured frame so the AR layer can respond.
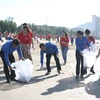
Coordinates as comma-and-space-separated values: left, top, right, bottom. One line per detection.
0, 17, 17, 34
0, 17, 76, 36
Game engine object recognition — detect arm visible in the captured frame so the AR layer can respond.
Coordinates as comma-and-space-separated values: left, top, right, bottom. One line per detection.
17, 45, 23, 58
75, 38, 81, 52
86, 37, 90, 48
40, 50, 44, 66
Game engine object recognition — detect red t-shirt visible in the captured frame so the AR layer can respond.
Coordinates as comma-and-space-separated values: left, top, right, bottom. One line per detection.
60, 36, 69, 47
18, 32, 32, 44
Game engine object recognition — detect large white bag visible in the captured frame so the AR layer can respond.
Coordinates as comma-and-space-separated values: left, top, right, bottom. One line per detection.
83, 49, 97, 68
11, 59, 33, 83
90, 42, 96, 52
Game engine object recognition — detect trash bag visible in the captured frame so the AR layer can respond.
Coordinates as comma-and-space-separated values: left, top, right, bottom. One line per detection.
90, 42, 96, 52
11, 59, 33, 83
82, 49, 97, 68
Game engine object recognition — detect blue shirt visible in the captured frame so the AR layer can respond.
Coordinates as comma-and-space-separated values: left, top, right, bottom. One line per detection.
1, 40, 23, 66
75, 36, 90, 52
40, 42, 58, 66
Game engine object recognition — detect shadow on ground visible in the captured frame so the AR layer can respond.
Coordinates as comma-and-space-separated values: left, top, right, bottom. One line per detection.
85, 78, 100, 98
29, 74, 58, 84
41, 76, 86, 95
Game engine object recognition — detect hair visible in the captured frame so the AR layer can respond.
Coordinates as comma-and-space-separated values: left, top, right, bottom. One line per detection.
85, 29, 91, 34
63, 31, 68, 36
39, 43, 45, 48
23, 26, 30, 33
22, 23, 27, 26
77, 30, 84, 35
12, 39, 20, 46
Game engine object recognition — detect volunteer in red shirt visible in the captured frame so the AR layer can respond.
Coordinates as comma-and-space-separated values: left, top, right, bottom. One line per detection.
60, 31, 69, 65
18, 26, 33, 61
85, 29, 95, 74
22, 23, 35, 49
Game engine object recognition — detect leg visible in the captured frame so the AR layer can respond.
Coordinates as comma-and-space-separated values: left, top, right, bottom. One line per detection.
0, 51, 10, 82
9, 53, 16, 81
90, 65, 95, 74
61, 47, 65, 63
53, 52, 61, 72
75, 50, 81, 76
63, 47, 68, 64
46, 53, 52, 73
80, 54, 85, 77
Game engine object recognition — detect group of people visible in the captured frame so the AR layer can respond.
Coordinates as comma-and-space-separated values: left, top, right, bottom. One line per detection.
0, 25, 99, 83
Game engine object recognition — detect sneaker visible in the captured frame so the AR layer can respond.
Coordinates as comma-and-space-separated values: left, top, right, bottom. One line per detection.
90, 69, 95, 74
57, 70, 61, 74
45, 72, 50, 75
80, 75, 84, 79
75, 75, 79, 78
6, 80, 11, 83
40, 67, 44, 70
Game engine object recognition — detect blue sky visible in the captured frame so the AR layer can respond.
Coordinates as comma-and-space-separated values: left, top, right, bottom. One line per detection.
0, 0, 100, 28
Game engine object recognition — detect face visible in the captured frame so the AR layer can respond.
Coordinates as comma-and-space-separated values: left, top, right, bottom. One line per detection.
62, 33, 65, 37
23, 28, 28, 34
13, 44, 18, 48
85, 33, 89, 37
41, 46, 46, 51
77, 34, 83, 38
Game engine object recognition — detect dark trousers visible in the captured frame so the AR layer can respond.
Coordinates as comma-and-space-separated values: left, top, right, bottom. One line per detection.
75, 50, 84, 76
46, 52, 61, 72
0, 51, 15, 81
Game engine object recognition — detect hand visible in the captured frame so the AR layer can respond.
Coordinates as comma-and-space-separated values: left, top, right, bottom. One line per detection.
32, 46, 35, 49
80, 51, 83, 56
96, 54, 99, 59
9, 66, 13, 70
21, 57, 25, 60
1, 40, 4, 42
88, 47, 91, 51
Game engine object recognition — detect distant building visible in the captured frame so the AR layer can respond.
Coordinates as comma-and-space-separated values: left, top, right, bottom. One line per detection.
92, 15, 100, 38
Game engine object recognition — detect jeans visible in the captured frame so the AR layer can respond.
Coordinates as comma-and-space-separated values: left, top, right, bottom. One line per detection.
61, 46, 68, 63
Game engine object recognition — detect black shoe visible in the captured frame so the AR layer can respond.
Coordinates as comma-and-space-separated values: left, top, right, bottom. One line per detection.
45, 72, 50, 75
90, 69, 95, 74
80, 75, 84, 79
75, 75, 79, 78
6, 80, 11, 83
57, 70, 61, 74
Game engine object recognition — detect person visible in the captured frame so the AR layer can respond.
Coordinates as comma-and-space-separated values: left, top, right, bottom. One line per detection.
0, 39, 24, 83
70, 36, 74, 45
75, 30, 90, 78
18, 26, 33, 61
22, 23, 35, 49
60, 31, 69, 65
39, 42, 61, 75
85, 29, 95, 74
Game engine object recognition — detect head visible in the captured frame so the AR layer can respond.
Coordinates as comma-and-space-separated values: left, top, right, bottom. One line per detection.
62, 31, 68, 37
39, 43, 46, 51
12, 39, 20, 48
76, 30, 84, 38
23, 26, 30, 34
85, 29, 91, 37
22, 23, 27, 27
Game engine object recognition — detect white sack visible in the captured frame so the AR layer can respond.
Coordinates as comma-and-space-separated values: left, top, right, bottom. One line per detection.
11, 59, 33, 83
83, 49, 97, 68
90, 42, 96, 52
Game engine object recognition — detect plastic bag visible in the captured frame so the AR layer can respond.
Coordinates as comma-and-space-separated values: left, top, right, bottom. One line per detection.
82, 49, 97, 68
90, 42, 96, 52
11, 59, 33, 83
